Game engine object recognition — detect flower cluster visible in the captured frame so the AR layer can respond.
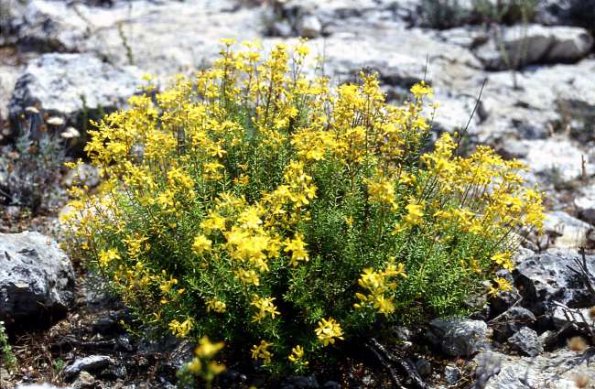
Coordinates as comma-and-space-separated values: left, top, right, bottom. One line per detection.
62, 40, 544, 373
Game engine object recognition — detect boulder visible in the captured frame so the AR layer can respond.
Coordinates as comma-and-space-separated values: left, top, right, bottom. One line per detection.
514, 249, 595, 314
63, 355, 113, 379
1, 0, 89, 52
476, 348, 595, 388
0, 231, 75, 329
9, 53, 142, 134
475, 25, 593, 70
507, 327, 543, 357
492, 307, 537, 342
542, 212, 595, 249
298, 15, 323, 38
522, 138, 595, 184
552, 306, 595, 333
428, 318, 488, 357
575, 184, 595, 226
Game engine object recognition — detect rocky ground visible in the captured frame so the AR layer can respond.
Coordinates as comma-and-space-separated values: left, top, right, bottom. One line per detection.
0, 0, 595, 388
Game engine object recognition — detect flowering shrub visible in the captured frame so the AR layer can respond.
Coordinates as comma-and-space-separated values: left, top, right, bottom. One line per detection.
62, 40, 544, 373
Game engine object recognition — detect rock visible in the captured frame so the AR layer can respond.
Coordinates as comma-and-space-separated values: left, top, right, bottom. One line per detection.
475, 25, 593, 70
522, 138, 595, 184
552, 306, 595, 333
62, 164, 100, 188
415, 358, 432, 378
16, 384, 72, 389
514, 249, 595, 314
298, 15, 323, 38
72, 371, 95, 389
542, 212, 595, 249
167, 339, 194, 370
0, 0, 87, 51
270, 20, 294, 37
428, 318, 488, 357
436, 27, 490, 50
476, 349, 595, 388
574, 184, 595, 226
9, 53, 142, 132
81, 0, 261, 75
0, 231, 75, 329
492, 307, 537, 342
280, 375, 320, 389
508, 327, 543, 357
537, 0, 595, 31
444, 365, 461, 385
497, 139, 530, 159
477, 61, 595, 143
63, 355, 113, 379
429, 93, 483, 133
319, 27, 480, 91
0, 63, 23, 132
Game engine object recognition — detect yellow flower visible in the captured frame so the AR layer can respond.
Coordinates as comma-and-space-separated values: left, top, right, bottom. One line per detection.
169, 318, 193, 338
206, 299, 226, 313
235, 268, 260, 286
251, 340, 273, 364
195, 336, 224, 358
250, 295, 281, 322
404, 199, 424, 226
192, 234, 213, 255
410, 81, 433, 99
315, 317, 344, 346
488, 277, 513, 297
200, 212, 227, 232
492, 252, 513, 271
98, 248, 120, 268
284, 233, 309, 266
288, 345, 307, 364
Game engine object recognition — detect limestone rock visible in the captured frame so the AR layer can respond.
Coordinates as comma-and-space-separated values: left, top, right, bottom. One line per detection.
9, 53, 142, 130
475, 25, 593, 70
0, 231, 75, 329
507, 327, 543, 357
428, 318, 488, 357
514, 249, 595, 314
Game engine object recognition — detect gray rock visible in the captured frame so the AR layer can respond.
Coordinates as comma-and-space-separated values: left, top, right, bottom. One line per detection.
477, 348, 595, 389
575, 184, 595, 226
72, 371, 95, 389
62, 164, 100, 188
0, 0, 87, 51
514, 249, 595, 314
444, 365, 461, 385
508, 327, 543, 357
0, 64, 23, 133
542, 212, 595, 249
63, 355, 113, 379
521, 138, 595, 184
298, 15, 322, 38
270, 20, 294, 37
80, 0, 261, 75
552, 306, 595, 333
475, 25, 593, 70
428, 318, 488, 357
492, 307, 537, 342
9, 53, 142, 130
16, 384, 72, 389
415, 358, 432, 378
0, 231, 75, 328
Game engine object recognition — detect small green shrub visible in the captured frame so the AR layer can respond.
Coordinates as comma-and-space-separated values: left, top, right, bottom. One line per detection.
62, 40, 543, 374
0, 321, 17, 373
